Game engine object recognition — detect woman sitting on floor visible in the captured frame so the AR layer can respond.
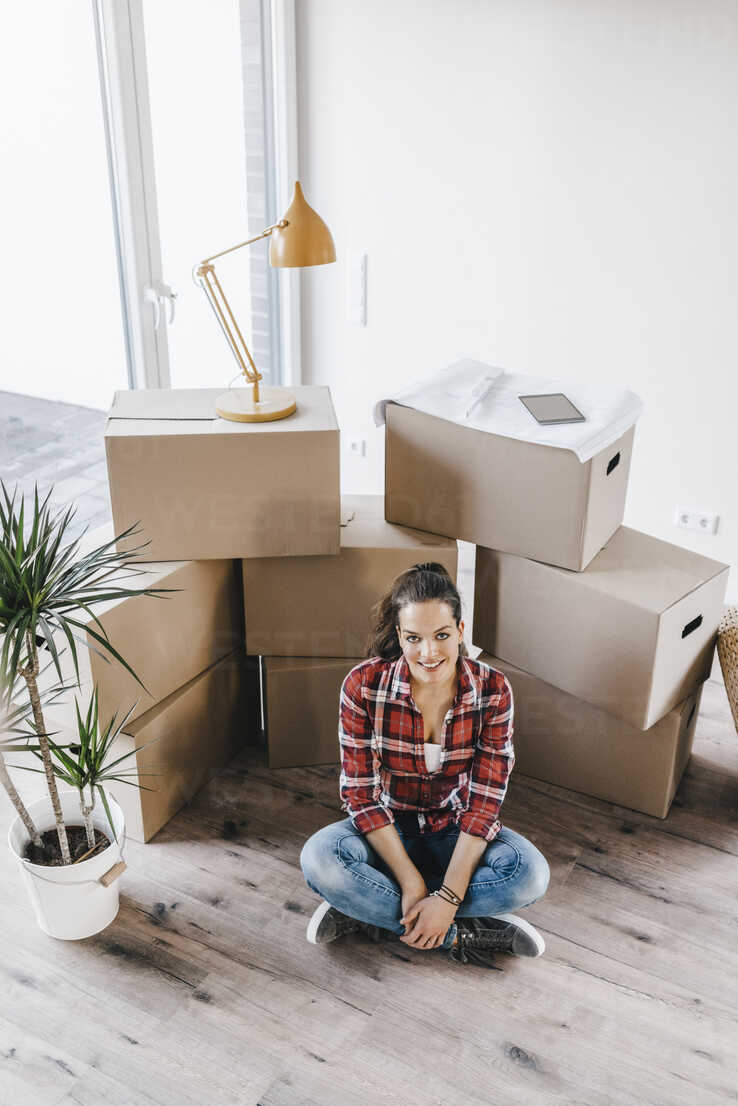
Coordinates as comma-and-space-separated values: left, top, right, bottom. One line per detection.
299, 562, 550, 965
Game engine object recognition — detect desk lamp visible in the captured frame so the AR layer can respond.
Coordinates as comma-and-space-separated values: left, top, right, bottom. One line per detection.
195, 181, 335, 422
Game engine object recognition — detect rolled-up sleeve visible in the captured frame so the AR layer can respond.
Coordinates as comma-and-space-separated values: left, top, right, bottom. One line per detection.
458, 675, 515, 842
339, 666, 395, 834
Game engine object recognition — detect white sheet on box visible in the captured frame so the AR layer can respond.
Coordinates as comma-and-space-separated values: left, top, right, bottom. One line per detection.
373, 359, 643, 463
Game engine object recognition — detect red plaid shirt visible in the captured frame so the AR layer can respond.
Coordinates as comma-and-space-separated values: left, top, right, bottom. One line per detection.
339, 655, 514, 842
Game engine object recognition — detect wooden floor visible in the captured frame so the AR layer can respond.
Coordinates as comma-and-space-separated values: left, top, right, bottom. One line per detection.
0, 676, 736, 1106
2, 397, 737, 1104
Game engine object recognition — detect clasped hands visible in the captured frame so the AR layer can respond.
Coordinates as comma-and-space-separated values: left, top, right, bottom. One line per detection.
399, 880, 459, 950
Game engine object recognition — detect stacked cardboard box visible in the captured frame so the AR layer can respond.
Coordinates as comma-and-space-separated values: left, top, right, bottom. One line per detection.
106, 386, 340, 560
41, 525, 253, 841
385, 403, 635, 570
385, 399, 729, 817
100, 651, 251, 842
474, 529, 727, 729
41, 550, 243, 725
93, 385, 344, 836
104, 396, 460, 777
260, 656, 360, 769
477, 652, 703, 818
247, 495, 459, 767
472, 530, 727, 815
86, 378, 729, 830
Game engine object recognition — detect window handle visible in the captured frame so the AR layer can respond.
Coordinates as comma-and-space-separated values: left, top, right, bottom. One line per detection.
159, 281, 178, 325
144, 281, 178, 330
144, 285, 161, 330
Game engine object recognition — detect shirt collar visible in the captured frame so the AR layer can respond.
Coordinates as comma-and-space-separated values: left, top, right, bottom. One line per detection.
457, 656, 479, 707
389, 654, 479, 708
389, 655, 413, 700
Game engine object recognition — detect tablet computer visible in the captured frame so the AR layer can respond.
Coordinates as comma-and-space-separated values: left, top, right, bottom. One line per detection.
518, 393, 586, 425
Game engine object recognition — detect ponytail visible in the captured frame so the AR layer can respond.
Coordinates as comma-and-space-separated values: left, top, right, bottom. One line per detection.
366, 562, 467, 660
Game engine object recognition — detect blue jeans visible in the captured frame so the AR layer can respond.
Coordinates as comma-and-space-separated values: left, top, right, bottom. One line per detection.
300, 812, 550, 951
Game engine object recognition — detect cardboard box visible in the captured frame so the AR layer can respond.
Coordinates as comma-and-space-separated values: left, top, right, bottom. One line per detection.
385, 404, 634, 571
243, 495, 458, 657
262, 655, 360, 768
478, 652, 702, 819
104, 651, 249, 843
105, 386, 340, 561
38, 553, 243, 727
474, 527, 728, 730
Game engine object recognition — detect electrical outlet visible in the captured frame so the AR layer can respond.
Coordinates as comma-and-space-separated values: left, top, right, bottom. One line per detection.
348, 438, 367, 458
674, 506, 720, 535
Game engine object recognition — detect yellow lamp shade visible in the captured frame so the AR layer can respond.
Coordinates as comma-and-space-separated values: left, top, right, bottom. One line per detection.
269, 181, 336, 268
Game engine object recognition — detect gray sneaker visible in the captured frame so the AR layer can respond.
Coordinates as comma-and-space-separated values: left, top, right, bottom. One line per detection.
448, 913, 545, 965
306, 901, 392, 946
306, 901, 361, 944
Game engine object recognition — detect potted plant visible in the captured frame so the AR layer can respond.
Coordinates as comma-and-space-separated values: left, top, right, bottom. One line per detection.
0, 484, 167, 938
6, 684, 161, 939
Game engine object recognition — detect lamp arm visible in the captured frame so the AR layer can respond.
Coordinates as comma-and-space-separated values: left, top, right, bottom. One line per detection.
200, 220, 287, 265
194, 263, 261, 394
194, 220, 287, 400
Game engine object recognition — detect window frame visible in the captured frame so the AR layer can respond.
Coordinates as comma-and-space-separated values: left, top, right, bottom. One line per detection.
93, 0, 299, 391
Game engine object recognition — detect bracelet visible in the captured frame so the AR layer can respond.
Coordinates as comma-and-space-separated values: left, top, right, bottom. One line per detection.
431, 890, 457, 906
431, 884, 462, 907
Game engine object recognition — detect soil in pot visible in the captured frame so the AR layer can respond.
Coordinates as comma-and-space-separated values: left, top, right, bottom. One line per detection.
23, 826, 111, 866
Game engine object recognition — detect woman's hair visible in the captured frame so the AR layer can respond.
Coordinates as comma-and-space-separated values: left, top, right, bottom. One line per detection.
366, 561, 467, 660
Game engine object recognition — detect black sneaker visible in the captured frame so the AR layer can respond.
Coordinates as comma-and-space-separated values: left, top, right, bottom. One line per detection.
447, 914, 545, 965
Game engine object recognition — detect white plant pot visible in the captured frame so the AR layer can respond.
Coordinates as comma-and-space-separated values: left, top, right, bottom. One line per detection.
8, 790, 126, 940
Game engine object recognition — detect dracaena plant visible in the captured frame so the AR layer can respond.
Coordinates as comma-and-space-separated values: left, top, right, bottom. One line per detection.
0, 482, 169, 865
0, 667, 70, 848
17, 686, 160, 855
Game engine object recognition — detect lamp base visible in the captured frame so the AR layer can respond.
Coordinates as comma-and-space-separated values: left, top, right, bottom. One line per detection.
215, 387, 297, 423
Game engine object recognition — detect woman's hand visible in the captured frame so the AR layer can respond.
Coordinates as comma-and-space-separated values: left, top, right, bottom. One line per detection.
400, 879, 428, 926
400, 893, 458, 950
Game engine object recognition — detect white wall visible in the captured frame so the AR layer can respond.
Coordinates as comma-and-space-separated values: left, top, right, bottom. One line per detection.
296, 0, 738, 600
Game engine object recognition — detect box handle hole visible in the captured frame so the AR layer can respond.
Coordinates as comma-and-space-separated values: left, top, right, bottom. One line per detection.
606, 452, 620, 476
682, 614, 703, 639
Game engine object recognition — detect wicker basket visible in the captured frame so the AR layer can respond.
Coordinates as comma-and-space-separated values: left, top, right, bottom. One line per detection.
717, 606, 738, 733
